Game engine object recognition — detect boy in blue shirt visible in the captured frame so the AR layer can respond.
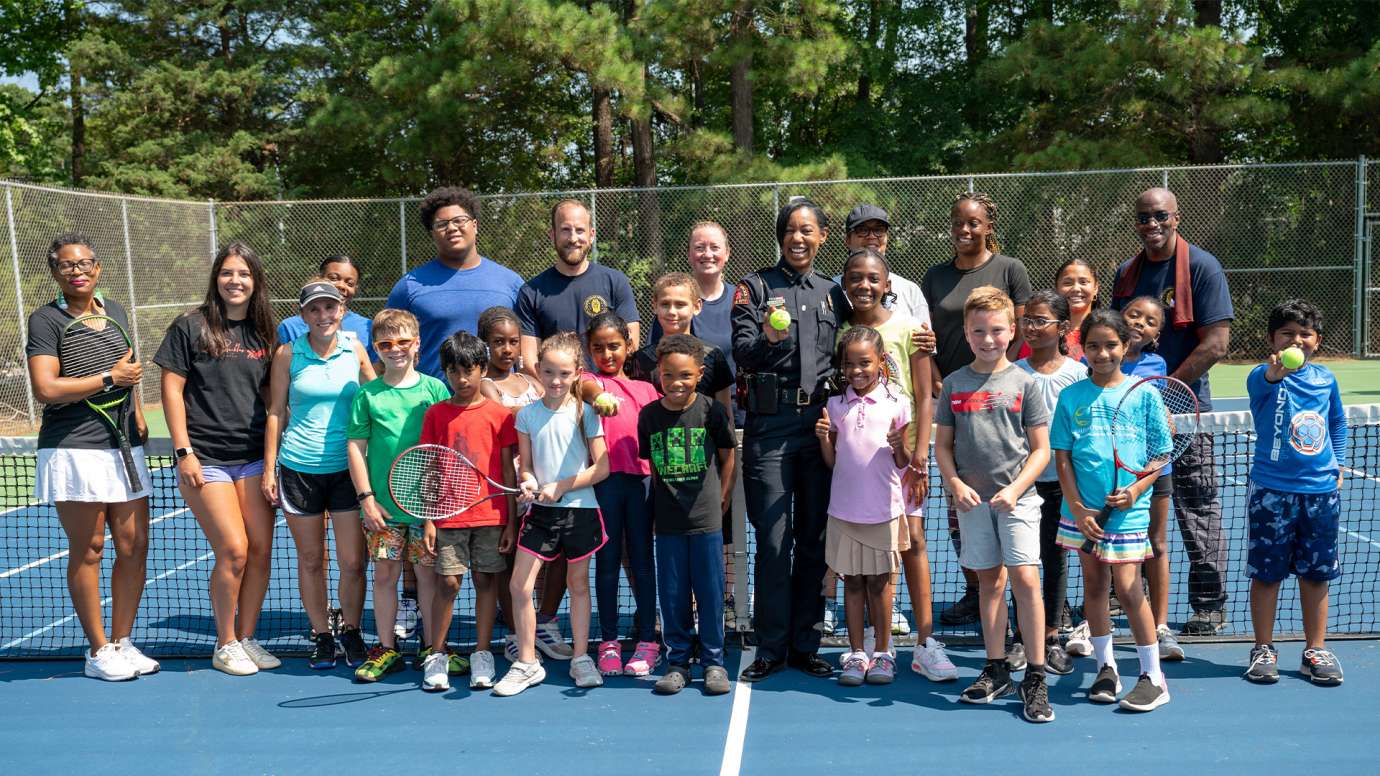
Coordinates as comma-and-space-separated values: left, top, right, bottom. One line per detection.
1244, 299, 1347, 686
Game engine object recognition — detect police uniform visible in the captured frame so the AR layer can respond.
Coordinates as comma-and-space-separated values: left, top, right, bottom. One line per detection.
731, 259, 845, 665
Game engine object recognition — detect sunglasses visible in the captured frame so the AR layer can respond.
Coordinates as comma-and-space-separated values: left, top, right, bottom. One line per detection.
375, 338, 417, 352
1135, 210, 1174, 225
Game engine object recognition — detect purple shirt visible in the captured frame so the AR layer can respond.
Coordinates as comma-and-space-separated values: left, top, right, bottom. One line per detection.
826, 384, 912, 524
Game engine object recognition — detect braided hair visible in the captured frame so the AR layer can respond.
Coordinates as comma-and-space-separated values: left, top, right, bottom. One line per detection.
952, 191, 1002, 254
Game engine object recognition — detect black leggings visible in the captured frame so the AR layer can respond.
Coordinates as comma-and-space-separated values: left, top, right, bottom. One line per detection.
1035, 480, 1068, 632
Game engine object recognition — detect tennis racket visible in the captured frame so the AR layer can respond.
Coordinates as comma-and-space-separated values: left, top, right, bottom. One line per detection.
1079, 376, 1199, 554
388, 444, 523, 521
59, 314, 142, 490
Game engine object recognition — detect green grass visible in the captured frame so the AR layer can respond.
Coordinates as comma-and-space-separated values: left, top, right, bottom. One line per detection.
1211, 358, 1380, 406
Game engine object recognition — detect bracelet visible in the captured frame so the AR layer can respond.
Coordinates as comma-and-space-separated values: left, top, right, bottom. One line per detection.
356, 491, 375, 502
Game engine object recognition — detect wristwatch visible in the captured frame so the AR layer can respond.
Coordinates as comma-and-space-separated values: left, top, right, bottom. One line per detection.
101, 371, 114, 389
357, 491, 375, 502
174, 447, 194, 461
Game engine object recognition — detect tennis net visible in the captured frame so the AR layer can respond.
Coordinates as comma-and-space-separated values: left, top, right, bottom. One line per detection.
2, 404, 1378, 658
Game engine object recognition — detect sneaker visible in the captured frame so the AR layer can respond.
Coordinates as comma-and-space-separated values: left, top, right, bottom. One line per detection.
212, 641, 258, 677
421, 650, 449, 692
1058, 600, 1074, 632
866, 653, 896, 685
1301, 648, 1344, 686
1181, 608, 1226, 636
1107, 590, 1123, 618
447, 652, 470, 676
821, 600, 838, 635
309, 631, 337, 670
654, 665, 690, 695
1045, 638, 1074, 676
85, 643, 137, 681
1088, 664, 1121, 703
1157, 624, 1185, 662
570, 654, 604, 688
838, 651, 869, 687
597, 640, 624, 676
1119, 673, 1170, 712
535, 619, 574, 660
1006, 642, 1027, 672
912, 637, 959, 682
395, 596, 420, 640
723, 595, 738, 632
328, 607, 345, 637
940, 588, 980, 626
890, 605, 911, 636
1019, 673, 1055, 723
504, 634, 521, 663
1245, 644, 1279, 684
960, 661, 1013, 704
1064, 621, 1092, 657
624, 641, 661, 677
494, 660, 546, 696
355, 645, 403, 682
704, 665, 732, 696
115, 637, 160, 676
470, 650, 497, 689
240, 638, 281, 670
337, 625, 368, 668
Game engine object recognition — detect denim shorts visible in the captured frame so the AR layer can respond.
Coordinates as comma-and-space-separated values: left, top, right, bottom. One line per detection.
202, 459, 266, 484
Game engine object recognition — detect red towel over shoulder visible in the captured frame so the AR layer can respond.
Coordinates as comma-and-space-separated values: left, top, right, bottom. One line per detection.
1112, 236, 1195, 329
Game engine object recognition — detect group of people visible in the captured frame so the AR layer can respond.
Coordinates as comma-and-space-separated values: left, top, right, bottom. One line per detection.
28, 185, 1349, 721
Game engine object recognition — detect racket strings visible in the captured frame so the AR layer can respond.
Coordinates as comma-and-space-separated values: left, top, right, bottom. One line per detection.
393, 447, 489, 520
60, 326, 128, 379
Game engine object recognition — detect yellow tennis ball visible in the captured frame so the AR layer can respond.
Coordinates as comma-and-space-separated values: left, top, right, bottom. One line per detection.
1280, 346, 1305, 369
768, 309, 791, 331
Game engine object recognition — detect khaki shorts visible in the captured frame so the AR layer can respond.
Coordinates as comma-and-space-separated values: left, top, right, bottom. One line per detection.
435, 525, 507, 576
366, 523, 432, 567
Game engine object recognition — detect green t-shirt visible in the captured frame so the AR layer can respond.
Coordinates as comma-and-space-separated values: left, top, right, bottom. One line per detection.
347, 373, 452, 524
840, 313, 924, 402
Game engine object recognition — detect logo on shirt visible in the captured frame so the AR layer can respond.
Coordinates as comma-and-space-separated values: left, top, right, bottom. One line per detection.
950, 390, 1023, 413
583, 294, 610, 317
650, 426, 707, 482
1161, 287, 1175, 308
733, 282, 751, 306
1289, 411, 1327, 456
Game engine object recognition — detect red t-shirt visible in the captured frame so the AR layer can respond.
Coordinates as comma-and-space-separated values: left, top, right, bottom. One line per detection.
419, 399, 518, 528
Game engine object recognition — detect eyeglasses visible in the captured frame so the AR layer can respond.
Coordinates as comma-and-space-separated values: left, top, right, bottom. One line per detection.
432, 215, 475, 232
54, 259, 98, 275
375, 338, 417, 352
850, 225, 888, 238
1021, 316, 1059, 328
1135, 210, 1174, 225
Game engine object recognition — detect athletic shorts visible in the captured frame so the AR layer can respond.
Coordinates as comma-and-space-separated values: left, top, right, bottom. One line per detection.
1246, 483, 1341, 583
435, 525, 506, 576
202, 459, 266, 484
956, 490, 1042, 569
1056, 518, 1154, 564
367, 522, 433, 567
518, 505, 605, 562
1151, 474, 1172, 498
278, 465, 357, 516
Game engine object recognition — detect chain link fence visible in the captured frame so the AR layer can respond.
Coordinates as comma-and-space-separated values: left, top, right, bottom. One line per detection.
1, 159, 1374, 429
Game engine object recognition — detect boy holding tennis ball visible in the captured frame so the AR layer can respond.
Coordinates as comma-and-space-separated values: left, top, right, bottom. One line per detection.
345, 310, 451, 682
1244, 299, 1347, 686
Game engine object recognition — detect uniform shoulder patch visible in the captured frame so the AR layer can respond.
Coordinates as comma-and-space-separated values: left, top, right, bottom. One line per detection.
733, 281, 752, 306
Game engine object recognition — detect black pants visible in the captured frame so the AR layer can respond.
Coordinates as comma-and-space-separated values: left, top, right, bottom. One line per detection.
1172, 433, 1227, 612
1035, 480, 1068, 631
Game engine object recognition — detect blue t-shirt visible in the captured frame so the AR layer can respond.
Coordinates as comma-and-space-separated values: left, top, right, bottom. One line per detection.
1247, 363, 1346, 494
650, 285, 736, 377
516, 263, 639, 342
514, 399, 605, 509
1111, 242, 1233, 410
1051, 378, 1172, 534
1121, 351, 1167, 379
279, 332, 362, 474
278, 310, 376, 362
387, 256, 524, 379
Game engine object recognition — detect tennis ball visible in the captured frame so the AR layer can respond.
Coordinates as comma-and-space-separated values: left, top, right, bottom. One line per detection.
593, 392, 620, 413
1280, 346, 1305, 370
768, 309, 791, 331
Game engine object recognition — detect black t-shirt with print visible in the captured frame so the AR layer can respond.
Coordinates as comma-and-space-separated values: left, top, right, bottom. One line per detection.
637, 395, 735, 535
26, 298, 141, 450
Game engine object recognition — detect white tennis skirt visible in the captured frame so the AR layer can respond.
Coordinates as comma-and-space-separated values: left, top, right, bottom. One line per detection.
35, 446, 153, 504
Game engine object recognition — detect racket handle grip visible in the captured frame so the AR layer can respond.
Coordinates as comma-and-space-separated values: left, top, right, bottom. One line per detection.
1079, 504, 1115, 555
121, 447, 142, 492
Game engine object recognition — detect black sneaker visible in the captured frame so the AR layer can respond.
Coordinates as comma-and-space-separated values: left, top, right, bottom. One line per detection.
1058, 600, 1074, 633
940, 588, 980, 626
959, 660, 1012, 704
1119, 673, 1170, 712
1088, 664, 1121, 703
1019, 673, 1055, 723
338, 625, 368, 668
1181, 609, 1226, 636
1045, 638, 1074, 676
1245, 644, 1279, 683
309, 631, 337, 670
1301, 648, 1344, 686
328, 607, 345, 635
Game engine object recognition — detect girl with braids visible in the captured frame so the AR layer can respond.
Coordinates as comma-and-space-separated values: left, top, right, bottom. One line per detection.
1054, 257, 1100, 361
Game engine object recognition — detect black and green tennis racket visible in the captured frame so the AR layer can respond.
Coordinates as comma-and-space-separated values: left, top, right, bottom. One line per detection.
59, 314, 142, 490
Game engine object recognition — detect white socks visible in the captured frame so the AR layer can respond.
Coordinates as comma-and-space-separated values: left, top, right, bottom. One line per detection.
1091, 633, 1115, 670
1136, 643, 1165, 687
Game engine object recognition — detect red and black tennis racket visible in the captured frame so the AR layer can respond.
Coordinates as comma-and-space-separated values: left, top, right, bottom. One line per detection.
388, 444, 522, 521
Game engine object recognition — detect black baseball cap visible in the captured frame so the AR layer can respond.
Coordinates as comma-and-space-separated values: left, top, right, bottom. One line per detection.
299, 280, 342, 307
845, 205, 890, 233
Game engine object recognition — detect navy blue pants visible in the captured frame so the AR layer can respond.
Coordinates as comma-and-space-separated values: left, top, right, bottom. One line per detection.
656, 531, 725, 668
594, 473, 656, 642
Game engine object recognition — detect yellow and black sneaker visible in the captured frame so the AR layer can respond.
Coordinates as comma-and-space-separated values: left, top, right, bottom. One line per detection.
355, 645, 403, 683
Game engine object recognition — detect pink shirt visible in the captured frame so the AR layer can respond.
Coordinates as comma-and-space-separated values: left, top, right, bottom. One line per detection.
583, 371, 659, 476
826, 384, 912, 524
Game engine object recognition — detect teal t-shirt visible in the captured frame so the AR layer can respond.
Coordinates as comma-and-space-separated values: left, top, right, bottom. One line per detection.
280, 332, 362, 473
347, 373, 452, 524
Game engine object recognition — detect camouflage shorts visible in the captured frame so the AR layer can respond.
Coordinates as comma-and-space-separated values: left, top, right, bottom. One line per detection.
1246, 483, 1341, 583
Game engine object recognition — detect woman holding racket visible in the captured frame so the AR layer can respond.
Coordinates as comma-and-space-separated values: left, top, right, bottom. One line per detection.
1051, 309, 1177, 713
26, 233, 157, 681
156, 242, 278, 676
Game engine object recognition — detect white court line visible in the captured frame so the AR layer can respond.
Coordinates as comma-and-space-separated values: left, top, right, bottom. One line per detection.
1, 501, 41, 517
0, 507, 189, 578
719, 646, 755, 776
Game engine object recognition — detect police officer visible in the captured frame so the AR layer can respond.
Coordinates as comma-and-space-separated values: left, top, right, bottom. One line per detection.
732, 198, 845, 682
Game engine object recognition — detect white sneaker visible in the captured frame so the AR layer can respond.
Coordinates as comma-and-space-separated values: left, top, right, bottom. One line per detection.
1065, 620, 1093, 657
470, 650, 496, 689
85, 643, 137, 681
504, 634, 521, 662
1157, 624, 1185, 661
239, 638, 281, 669
569, 654, 603, 688
422, 650, 450, 692
912, 637, 959, 682
116, 637, 160, 675
212, 641, 259, 676
493, 660, 546, 696
890, 606, 911, 636
395, 597, 420, 640
535, 619, 574, 660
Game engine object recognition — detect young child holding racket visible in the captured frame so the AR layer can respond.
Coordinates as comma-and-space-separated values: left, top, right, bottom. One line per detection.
414, 331, 518, 692
935, 286, 1053, 723
496, 332, 610, 696
345, 310, 451, 683
817, 326, 913, 686
577, 312, 662, 677
1243, 299, 1346, 686
1052, 309, 1172, 713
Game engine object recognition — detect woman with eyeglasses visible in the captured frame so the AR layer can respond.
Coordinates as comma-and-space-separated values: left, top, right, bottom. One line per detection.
155, 242, 279, 675
26, 233, 157, 681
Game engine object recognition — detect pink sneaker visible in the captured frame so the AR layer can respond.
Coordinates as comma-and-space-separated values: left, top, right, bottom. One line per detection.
623, 641, 661, 677
596, 640, 623, 676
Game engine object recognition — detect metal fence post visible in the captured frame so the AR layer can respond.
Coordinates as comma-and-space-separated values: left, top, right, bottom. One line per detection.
967, 176, 975, 194
4, 186, 37, 426
207, 200, 218, 260
1356, 155, 1368, 358
589, 190, 599, 263
119, 199, 144, 405
399, 199, 408, 276
1162, 168, 1170, 189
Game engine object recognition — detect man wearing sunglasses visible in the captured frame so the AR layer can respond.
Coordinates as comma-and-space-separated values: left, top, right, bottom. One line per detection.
1111, 187, 1234, 637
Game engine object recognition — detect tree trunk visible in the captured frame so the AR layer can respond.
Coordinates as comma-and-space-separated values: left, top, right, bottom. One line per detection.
65, 2, 83, 185
593, 85, 614, 187
1193, 0, 1222, 27
964, 0, 989, 69
856, 0, 882, 106
730, 0, 754, 154
631, 109, 662, 264
688, 59, 705, 127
